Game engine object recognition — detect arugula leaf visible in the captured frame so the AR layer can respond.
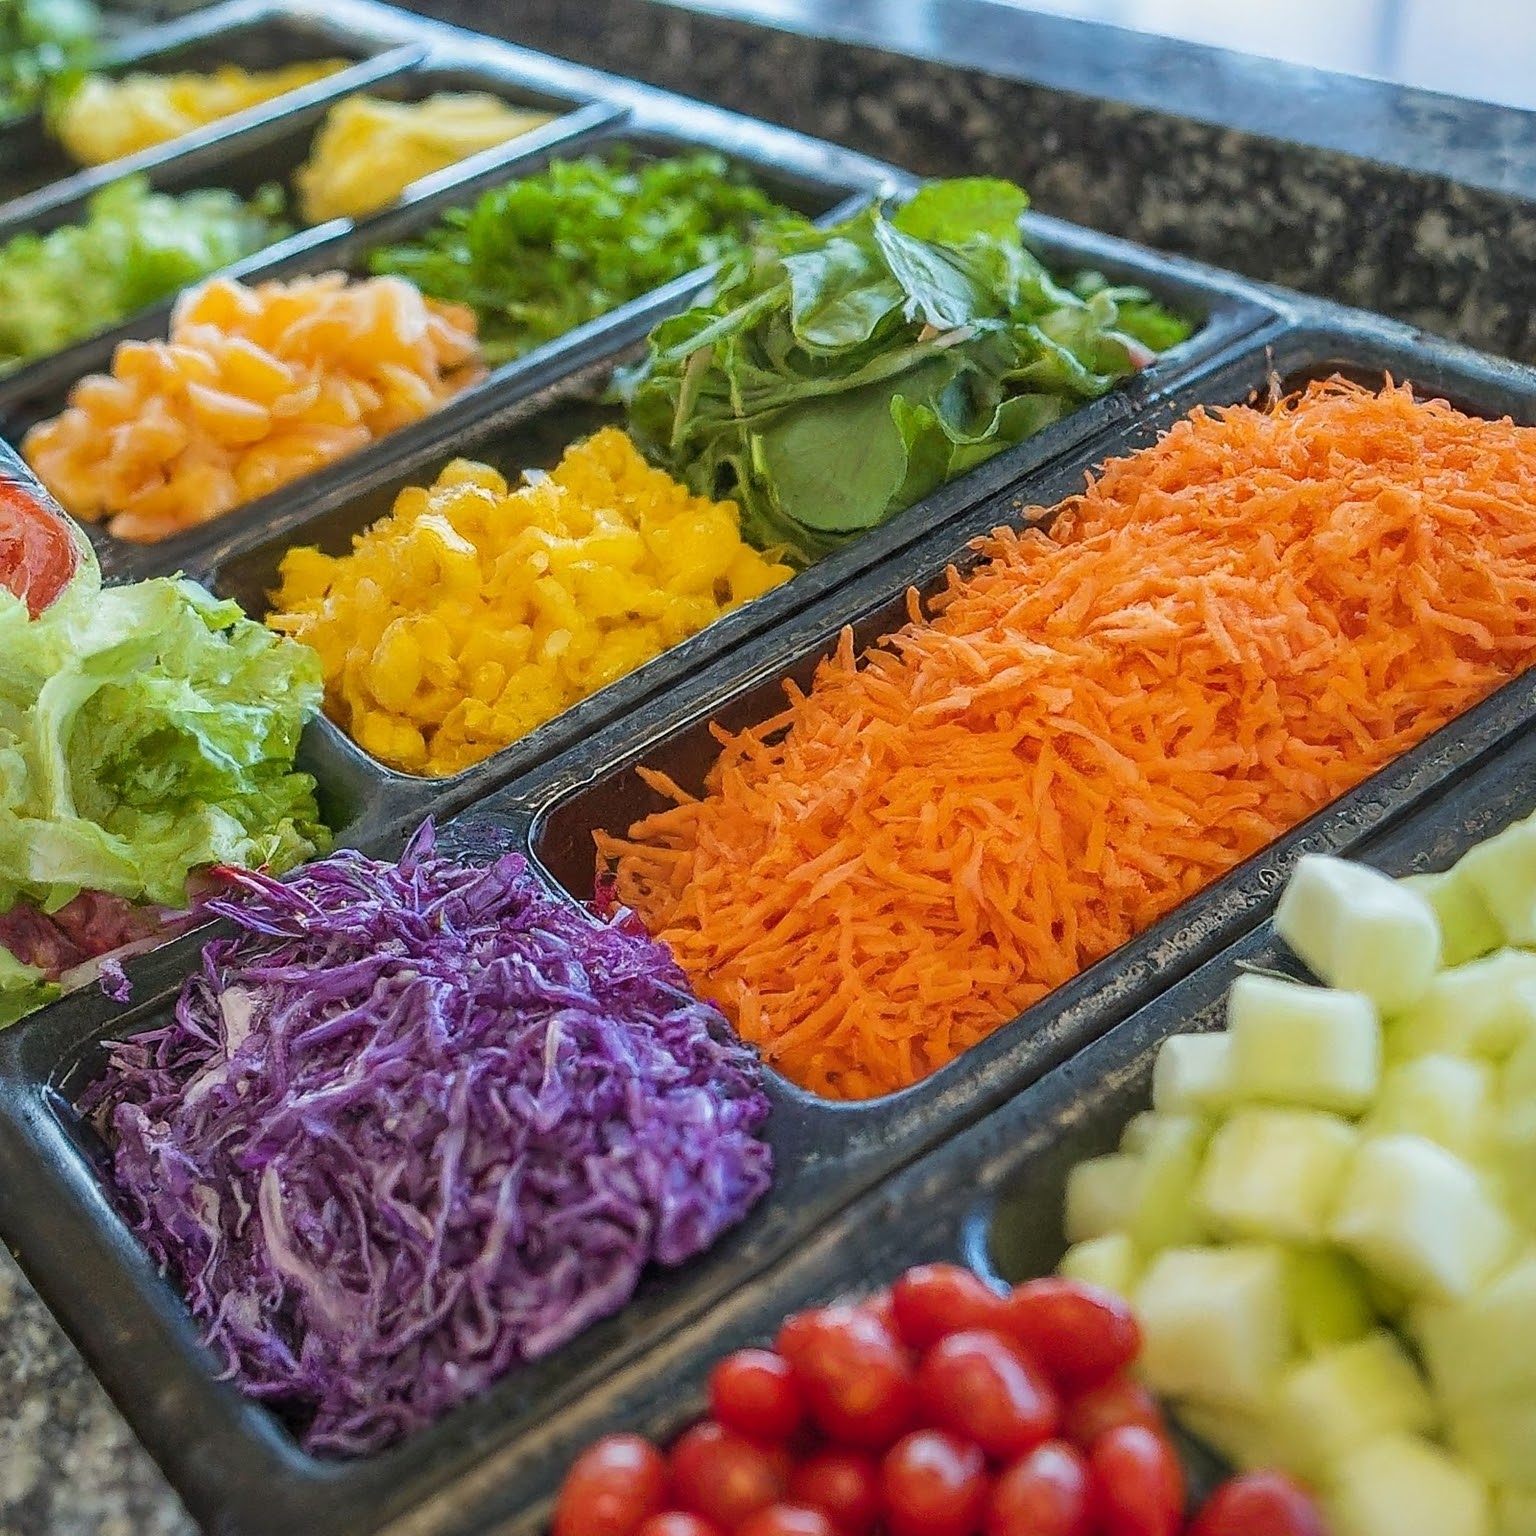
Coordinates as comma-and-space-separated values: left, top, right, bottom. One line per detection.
621, 176, 1195, 565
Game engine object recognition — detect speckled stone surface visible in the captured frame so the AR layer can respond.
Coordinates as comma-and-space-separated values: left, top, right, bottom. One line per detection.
0, 1249, 194, 1535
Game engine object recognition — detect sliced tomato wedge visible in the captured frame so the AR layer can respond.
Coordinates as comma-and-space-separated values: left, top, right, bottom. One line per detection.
0, 476, 80, 617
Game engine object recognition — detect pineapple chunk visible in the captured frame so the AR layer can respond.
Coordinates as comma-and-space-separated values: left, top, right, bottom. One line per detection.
1173, 1401, 1297, 1476
1402, 869, 1503, 968
1324, 1436, 1490, 1536
1276, 852, 1441, 1013
1415, 1251, 1536, 1407
1270, 1330, 1437, 1477
1059, 1233, 1141, 1295
1286, 1248, 1376, 1354
1197, 1108, 1357, 1244
1329, 1134, 1517, 1302
1445, 1397, 1536, 1492
1496, 1487, 1536, 1536
1152, 1032, 1233, 1114
1064, 1154, 1141, 1243
1387, 952, 1536, 1062
1226, 973, 1381, 1114
1456, 815, 1536, 946
1134, 1245, 1293, 1406
1120, 1111, 1163, 1155
1366, 1054, 1496, 1163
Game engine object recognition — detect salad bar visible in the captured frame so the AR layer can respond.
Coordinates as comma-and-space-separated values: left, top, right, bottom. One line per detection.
3, 1, 1536, 1534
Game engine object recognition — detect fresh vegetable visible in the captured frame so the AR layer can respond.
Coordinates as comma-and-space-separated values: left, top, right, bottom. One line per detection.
24, 272, 482, 542
295, 91, 554, 223
84, 823, 771, 1455
54, 59, 347, 165
551, 1269, 1326, 1535
0, 470, 324, 1022
266, 430, 791, 776
1057, 824, 1536, 1534
0, 174, 287, 375
620, 176, 1191, 565
370, 150, 796, 365
0, 0, 96, 121
599, 379, 1536, 1099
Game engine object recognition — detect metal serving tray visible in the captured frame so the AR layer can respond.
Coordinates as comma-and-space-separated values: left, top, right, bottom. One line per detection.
448, 715, 1536, 1536
2, 307, 1536, 1536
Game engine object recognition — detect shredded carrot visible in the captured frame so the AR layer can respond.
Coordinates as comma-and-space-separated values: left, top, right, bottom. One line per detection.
598, 379, 1536, 1101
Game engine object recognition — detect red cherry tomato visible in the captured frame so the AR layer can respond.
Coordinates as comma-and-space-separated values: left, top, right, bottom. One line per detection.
0, 479, 79, 619
736, 1505, 839, 1536
1188, 1472, 1327, 1536
881, 1429, 991, 1536
891, 1264, 1011, 1351
710, 1349, 805, 1444
1003, 1279, 1141, 1392
635, 1517, 725, 1536
553, 1434, 668, 1536
788, 1448, 882, 1535
862, 1288, 901, 1340
985, 1441, 1092, 1536
1061, 1376, 1164, 1450
1087, 1424, 1186, 1536
916, 1329, 1059, 1460
669, 1423, 785, 1528
777, 1305, 917, 1449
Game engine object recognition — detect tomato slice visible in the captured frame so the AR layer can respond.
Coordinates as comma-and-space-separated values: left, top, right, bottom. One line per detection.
0, 477, 80, 617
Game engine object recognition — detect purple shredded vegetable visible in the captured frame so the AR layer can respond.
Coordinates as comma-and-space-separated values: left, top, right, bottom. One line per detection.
83, 822, 773, 1455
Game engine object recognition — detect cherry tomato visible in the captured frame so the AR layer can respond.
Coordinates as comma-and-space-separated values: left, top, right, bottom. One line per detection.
635, 1517, 724, 1536
669, 1423, 785, 1528
916, 1329, 1059, 1460
553, 1434, 668, 1536
709, 1349, 804, 1444
891, 1264, 1011, 1351
777, 1305, 917, 1449
1003, 1279, 1141, 1392
881, 1429, 990, 1536
1087, 1424, 1185, 1536
1188, 1472, 1327, 1536
1061, 1376, 1163, 1450
736, 1505, 839, 1536
0, 479, 79, 618
985, 1441, 1092, 1536
862, 1288, 901, 1340
788, 1448, 881, 1535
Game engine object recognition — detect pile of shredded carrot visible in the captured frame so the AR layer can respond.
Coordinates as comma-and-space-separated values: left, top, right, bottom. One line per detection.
598, 380, 1536, 1101
24, 273, 483, 543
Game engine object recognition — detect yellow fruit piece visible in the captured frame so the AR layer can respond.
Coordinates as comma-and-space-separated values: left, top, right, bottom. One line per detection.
266, 427, 792, 776
57, 61, 349, 166
295, 92, 554, 223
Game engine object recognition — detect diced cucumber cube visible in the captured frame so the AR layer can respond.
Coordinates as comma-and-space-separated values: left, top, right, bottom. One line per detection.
1415, 1250, 1536, 1407
1402, 870, 1503, 969
1128, 1115, 1210, 1254
1276, 853, 1442, 1013
1120, 1111, 1163, 1155
1270, 1330, 1437, 1477
1366, 1054, 1496, 1163
1495, 1487, 1536, 1536
1329, 1134, 1517, 1302
1197, 1108, 1357, 1244
1388, 951, 1536, 1062
1324, 1436, 1490, 1536
1456, 814, 1536, 947
1226, 973, 1381, 1114
1173, 1401, 1298, 1477
1286, 1248, 1376, 1354
1064, 1153, 1141, 1243
1152, 1032, 1233, 1114
1134, 1245, 1293, 1407
1445, 1397, 1536, 1491
1059, 1232, 1140, 1296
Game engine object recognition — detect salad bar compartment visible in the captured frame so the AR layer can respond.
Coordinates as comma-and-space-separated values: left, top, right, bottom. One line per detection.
1, 1, 1536, 1534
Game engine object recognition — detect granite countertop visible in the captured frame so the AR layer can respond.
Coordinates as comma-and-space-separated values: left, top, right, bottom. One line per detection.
9, 2, 1536, 1533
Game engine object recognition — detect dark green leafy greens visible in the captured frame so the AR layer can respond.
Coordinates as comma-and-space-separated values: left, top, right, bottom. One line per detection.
0, 0, 96, 120
0, 174, 288, 373
369, 150, 799, 366
620, 178, 1196, 564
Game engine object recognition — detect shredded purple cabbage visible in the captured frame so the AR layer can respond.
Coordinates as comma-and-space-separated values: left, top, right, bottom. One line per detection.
82, 822, 773, 1455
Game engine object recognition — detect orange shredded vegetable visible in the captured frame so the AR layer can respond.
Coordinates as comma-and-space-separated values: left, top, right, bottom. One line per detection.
24, 273, 483, 543
598, 379, 1536, 1101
